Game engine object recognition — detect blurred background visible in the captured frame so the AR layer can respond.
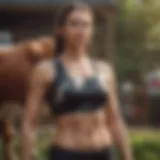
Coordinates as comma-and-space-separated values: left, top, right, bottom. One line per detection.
0, 0, 160, 159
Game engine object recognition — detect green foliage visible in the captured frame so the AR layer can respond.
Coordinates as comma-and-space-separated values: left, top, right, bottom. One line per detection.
116, 0, 160, 82
132, 138, 160, 160
130, 130, 160, 160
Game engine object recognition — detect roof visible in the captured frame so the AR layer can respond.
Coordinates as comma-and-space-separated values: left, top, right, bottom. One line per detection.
0, 0, 117, 6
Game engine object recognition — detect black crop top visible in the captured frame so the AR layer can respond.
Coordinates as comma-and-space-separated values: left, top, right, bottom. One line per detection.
46, 59, 108, 116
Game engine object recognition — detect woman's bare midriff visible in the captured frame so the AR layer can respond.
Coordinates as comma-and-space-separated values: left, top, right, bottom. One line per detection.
53, 107, 113, 151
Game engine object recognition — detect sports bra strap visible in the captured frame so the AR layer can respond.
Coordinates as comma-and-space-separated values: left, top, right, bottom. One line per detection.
45, 59, 64, 108
90, 59, 99, 77
54, 58, 99, 81
53, 59, 66, 82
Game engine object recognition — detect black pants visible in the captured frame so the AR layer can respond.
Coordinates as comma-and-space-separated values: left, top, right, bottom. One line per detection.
49, 146, 116, 160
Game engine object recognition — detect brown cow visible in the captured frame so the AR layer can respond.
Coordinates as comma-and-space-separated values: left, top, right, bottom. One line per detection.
0, 36, 54, 160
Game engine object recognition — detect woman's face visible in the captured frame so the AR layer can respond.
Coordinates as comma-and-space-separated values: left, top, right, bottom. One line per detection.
63, 8, 93, 49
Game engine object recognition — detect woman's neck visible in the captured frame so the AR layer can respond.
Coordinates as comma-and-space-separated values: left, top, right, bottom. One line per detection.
62, 45, 87, 61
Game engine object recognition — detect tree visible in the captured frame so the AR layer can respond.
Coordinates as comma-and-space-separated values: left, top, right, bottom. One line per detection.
116, 0, 160, 83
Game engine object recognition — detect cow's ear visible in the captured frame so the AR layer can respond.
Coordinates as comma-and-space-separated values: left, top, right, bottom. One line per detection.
24, 37, 55, 62
23, 41, 41, 63
40, 37, 55, 58
29, 41, 44, 57
24, 41, 43, 62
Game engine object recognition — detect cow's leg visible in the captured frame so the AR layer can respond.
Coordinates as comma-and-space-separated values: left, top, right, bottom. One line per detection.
0, 119, 16, 160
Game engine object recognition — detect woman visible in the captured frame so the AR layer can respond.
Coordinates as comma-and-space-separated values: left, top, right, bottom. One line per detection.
21, 2, 133, 160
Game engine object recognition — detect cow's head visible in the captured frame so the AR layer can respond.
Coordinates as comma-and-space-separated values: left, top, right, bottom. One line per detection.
23, 36, 55, 63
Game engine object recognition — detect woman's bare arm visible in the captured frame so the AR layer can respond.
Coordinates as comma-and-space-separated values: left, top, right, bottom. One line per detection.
21, 61, 53, 160
105, 64, 133, 160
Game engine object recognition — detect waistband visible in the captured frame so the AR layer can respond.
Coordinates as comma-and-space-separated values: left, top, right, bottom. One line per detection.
48, 145, 116, 160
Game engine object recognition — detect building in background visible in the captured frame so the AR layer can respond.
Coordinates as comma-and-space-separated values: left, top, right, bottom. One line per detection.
146, 66, 160, 126
120, 81, 134, 123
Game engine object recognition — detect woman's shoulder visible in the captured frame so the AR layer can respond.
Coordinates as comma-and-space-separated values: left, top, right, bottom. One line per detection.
35, 59, 53, 73
95, 59, 116, 86
95, 59, 113, 73
32, 59, 55, 85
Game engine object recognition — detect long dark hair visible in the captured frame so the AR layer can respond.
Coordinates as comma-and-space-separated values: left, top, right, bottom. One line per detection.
54, 2, 92, 57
